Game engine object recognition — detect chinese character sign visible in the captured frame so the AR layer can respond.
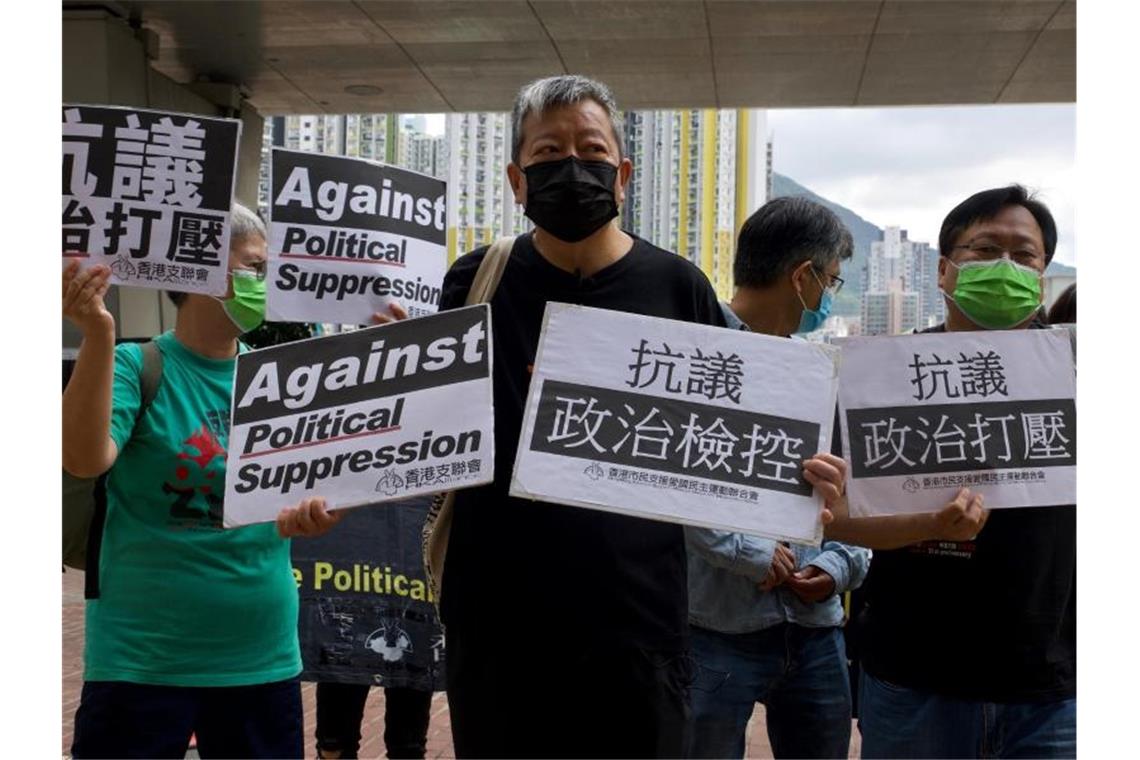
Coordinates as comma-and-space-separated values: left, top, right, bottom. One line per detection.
62, 105, 242, 296
838, 329, 1076, 516
223, 305, 494, 527
267, 149, 447, 325
511, 303, 840, 546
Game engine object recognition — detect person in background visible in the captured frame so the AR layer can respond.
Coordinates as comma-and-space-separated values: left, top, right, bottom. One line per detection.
685, 197, 868, 759
1047, 281, 1076, 324
315, 683, 433, 760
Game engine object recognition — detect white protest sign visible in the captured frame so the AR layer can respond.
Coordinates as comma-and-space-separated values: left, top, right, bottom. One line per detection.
267, 149, 447, 324
510, 303, 839, 546
223, 305, 494, 527
62, 104, 242, 296
838, 328, 1076, 516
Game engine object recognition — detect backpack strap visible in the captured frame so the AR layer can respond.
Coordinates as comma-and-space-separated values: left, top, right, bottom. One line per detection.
465, 237, 515, 306
84, 340, 164, 600
423, 237, 515, 610
137, 340, 164, 415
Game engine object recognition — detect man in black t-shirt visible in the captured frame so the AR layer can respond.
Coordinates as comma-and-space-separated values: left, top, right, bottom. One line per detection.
435, 75, 726, 758
828, 186, 1075, 759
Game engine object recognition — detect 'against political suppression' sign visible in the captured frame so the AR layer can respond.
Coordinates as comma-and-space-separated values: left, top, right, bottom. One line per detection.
511, 303, 839, 545
268, 149, 447, 324
838, 328, 1076, 516
62, 105, 241, 296
292, 496, 444, 690
223, 305, 494, 526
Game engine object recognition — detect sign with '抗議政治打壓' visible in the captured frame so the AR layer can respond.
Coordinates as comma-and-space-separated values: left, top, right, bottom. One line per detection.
267, 148, 448, 325
510, 303, 840, 546
62, 104, 242, 296
837, 328, 1076, 516
222, 304, 494, 527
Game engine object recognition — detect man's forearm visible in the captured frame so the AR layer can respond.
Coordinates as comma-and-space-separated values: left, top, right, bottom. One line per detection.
824, 513, 938, 550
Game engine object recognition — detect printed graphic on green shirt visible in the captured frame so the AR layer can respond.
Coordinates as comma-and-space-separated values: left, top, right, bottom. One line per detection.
165, 417, 227, 528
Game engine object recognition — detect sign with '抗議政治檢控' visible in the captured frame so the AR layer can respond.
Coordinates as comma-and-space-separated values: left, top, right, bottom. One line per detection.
222, 305, 494, 527
838, 328, 1076, 516
510, 303, 840, 546
267, 149, 448, 325
62, 104, 242, 297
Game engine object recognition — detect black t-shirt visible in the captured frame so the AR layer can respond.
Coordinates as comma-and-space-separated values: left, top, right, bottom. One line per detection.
438, 232, 725, 651
859, 321, 1076, 702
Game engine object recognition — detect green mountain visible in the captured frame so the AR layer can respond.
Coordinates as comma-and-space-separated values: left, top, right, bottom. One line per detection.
771, 173, 1076, 316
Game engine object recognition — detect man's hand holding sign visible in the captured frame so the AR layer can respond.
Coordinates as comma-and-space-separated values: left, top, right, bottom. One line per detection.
273, 303, 410, 538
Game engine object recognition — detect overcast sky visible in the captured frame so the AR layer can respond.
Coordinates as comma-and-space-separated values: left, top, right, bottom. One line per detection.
426, 103, 1075, 267
767, 104, 1076, 267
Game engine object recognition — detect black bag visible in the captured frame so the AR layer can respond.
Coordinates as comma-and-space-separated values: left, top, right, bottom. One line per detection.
63, 341, 163, 599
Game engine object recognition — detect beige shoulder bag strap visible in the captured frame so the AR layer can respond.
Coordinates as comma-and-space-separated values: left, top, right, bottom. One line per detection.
422, 236, 516, 607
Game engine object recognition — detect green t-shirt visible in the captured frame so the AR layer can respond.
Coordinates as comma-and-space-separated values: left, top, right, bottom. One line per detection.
85, 330, 301, 687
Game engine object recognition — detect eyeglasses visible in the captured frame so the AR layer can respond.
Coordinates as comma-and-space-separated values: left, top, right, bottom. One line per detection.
812, 266, 844, 295
953, 242, 1041, 266
232, 261, 267, 281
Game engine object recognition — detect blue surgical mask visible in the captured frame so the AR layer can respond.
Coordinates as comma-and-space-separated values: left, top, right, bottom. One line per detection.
794, 268, 834, 334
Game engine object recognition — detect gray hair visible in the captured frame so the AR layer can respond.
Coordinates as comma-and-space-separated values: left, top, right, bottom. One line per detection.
510, 75, 624, 164
230, 201, 267, 241
733, 197, 854, 289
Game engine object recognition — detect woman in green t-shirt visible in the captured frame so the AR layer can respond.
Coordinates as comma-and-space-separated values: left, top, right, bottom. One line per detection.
63, 203, 341, 759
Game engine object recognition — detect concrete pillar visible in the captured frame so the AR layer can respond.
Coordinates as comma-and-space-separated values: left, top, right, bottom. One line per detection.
62, 7, 265, 344
233, 102, 266, 209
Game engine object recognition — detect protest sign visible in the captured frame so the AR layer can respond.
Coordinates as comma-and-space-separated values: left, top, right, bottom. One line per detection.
838, 328, 1076, 516
62, 104, 241, 296
223, 305, 494, 527
510, 303, 839, 545
267, 149, 447, 325
292, 496, 444, 689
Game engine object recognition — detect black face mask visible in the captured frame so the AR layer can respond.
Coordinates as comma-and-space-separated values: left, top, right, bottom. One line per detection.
522, 156, 619, 243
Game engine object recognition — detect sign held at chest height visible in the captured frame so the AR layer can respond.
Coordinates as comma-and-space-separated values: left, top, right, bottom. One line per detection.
223, 305, 494, 527
837, 328, 1076, 516
268, 149, 447, 325
62, 104, 242, 296
511, 303, 839, 545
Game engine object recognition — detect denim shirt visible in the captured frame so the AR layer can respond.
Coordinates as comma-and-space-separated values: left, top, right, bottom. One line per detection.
685, 303, 871, 634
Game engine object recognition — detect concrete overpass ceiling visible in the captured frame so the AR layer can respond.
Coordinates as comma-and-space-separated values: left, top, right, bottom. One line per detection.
117, 0, 1075, 114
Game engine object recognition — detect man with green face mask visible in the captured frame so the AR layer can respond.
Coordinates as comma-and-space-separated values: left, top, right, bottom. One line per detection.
829, 186, 1075, 759
63, 202, 340, 759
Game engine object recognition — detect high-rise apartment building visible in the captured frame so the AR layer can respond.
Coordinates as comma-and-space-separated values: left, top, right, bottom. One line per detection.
861, 226, 943, 334
622, 108, 769, 300
910, 239, 945, 327
445, 112, 532, 262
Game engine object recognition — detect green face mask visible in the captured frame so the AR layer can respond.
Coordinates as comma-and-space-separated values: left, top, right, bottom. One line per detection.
219, 269, 267, 333
948, 258, 1042, 329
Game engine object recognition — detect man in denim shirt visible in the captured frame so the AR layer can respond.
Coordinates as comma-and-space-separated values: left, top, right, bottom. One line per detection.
685, 198, 868, 759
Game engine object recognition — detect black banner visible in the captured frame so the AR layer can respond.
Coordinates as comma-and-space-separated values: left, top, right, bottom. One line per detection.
271, 150, 446, 245
846, 398, 1077, 478
529, 380, 820, 496
232, 305, 490, 425
292, 495, 444, 689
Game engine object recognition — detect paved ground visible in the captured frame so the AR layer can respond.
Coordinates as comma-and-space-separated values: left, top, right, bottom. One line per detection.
63, 569, 859, 758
